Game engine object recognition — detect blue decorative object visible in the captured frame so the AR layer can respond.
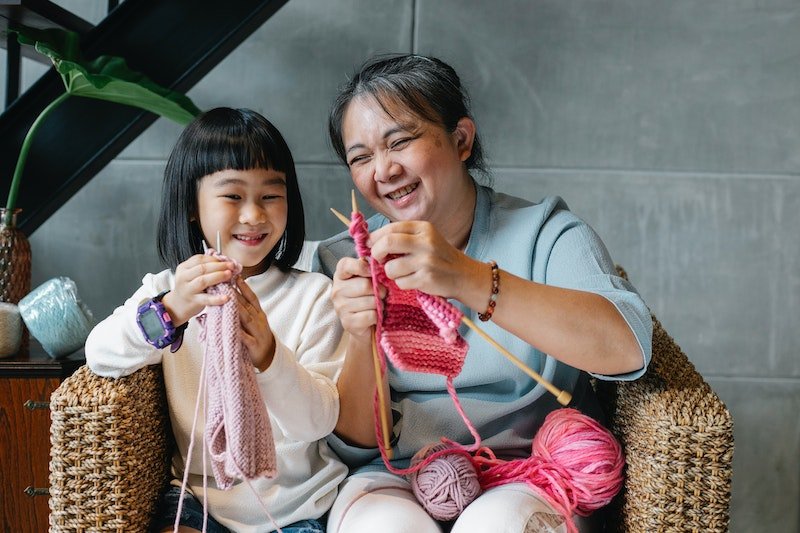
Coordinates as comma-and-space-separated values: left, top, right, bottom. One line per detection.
18, 277, 94, 359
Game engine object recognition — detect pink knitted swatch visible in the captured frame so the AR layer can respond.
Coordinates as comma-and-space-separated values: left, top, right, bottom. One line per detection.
349, 212, 480, 472
199, 250, 277, 488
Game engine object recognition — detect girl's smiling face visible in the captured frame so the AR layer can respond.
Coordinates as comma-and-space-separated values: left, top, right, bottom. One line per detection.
196, 167, 287, 278
342, 95, 476, 232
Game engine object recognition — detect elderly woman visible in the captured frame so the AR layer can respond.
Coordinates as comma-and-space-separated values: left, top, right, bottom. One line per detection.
315, 54, 652, 533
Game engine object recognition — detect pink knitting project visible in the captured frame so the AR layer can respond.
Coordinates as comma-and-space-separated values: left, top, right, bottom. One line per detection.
198, 250, 277, 488
349, 212, 480, 472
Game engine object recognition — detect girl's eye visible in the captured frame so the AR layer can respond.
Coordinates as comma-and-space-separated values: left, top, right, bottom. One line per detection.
223, 194, 242, 200
262, 194, 283, 201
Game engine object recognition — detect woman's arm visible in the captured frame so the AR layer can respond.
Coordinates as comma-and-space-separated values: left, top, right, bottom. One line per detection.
369, 220, 647, 377
329, 256, 391, 448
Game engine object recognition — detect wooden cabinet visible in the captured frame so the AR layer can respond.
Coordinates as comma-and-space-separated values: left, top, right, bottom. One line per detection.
0, 343, 83, 533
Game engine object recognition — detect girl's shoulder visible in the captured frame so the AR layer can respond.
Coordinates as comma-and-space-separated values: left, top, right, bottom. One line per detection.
248, 266, 333, 297
139, 268, 175, 294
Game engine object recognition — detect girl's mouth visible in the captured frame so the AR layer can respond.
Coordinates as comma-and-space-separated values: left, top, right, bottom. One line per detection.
387, 183, 418, 200
233, 234, 267, 246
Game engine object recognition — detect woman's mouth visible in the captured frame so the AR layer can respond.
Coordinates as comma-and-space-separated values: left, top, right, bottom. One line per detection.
387, 183, 419, 200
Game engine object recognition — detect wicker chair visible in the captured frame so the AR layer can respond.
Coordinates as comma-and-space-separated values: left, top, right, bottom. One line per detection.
47, 268, 734, 532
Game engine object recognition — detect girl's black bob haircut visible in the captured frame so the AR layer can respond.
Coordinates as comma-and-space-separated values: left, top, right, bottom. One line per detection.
157, 107, 304, 272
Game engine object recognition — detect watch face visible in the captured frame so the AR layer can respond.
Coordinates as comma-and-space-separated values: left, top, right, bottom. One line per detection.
139, 307, 166, 340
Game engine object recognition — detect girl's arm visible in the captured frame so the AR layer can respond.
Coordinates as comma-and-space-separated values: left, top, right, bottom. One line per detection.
86, 255, 235, 378
85, 271, 172, 378
251, 275, 348, 443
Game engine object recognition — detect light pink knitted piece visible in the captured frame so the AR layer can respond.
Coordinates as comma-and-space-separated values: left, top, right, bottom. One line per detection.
201, 251, 277, 489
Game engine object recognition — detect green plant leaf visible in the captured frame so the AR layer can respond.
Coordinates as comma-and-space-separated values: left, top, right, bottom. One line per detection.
55, 55, 200, 125
3, 24, 202, 216
8, 24, 200, 124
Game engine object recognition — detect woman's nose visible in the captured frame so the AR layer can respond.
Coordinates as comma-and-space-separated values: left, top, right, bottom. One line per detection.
373, 151, 399, 183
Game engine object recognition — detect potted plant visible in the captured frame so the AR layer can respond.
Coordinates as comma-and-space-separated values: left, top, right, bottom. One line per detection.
0, 24, 201, 304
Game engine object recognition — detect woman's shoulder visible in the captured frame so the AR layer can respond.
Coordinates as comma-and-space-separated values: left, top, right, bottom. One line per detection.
487, 188, 574, 224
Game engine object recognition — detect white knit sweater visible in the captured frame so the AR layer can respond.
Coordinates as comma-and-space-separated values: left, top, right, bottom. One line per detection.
85, 265, 347, 531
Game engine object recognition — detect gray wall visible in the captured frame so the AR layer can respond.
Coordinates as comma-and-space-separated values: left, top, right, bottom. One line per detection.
3, 1, 798, 531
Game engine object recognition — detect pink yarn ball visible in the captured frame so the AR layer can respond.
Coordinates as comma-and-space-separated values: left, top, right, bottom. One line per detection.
409, 443, 482, 521
530, 408, 624, 515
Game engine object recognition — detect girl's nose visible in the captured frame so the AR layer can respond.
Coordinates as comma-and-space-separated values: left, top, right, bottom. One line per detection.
373, 151, 400, 183
239, 202, 267, 225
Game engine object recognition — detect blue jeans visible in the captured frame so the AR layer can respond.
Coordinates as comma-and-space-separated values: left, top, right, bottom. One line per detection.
150, 485, 326, 532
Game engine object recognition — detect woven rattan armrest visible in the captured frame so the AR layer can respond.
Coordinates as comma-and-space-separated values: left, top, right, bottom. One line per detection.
595, 267, 734, 532
49, 364, 171, 533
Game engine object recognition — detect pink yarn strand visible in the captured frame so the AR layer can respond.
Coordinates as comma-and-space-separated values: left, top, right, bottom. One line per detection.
474, 409, 624, 532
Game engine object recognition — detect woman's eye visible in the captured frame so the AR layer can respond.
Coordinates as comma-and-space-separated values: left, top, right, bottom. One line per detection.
348, 155, 369, 166
390, 137, 414, 149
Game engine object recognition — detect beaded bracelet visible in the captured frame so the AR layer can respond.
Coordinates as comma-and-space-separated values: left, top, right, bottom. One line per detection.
478, 260, 500, 321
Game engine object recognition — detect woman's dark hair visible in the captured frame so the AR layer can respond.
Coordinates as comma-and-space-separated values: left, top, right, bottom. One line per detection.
328, 54, 488, 179
157, 107, 304, 271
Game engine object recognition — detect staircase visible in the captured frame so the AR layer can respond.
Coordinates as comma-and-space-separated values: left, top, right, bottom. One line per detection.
1, 0, 290, 234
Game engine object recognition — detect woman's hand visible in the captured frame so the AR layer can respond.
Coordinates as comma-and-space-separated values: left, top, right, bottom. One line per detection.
368, 220, 488, 309
331, 256, 385, 342
234, 278, 275, 372
163, 254, 235, 327
331, 255, 390, 448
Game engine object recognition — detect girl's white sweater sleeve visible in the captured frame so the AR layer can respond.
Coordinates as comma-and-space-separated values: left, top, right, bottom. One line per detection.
85, 271, 173, 378
253, 275, 346, 443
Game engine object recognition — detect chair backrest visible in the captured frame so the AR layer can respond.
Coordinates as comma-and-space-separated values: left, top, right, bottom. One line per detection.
594, 266, 734, 532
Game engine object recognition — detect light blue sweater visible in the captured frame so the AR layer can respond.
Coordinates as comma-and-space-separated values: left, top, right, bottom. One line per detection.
314, 185, 652, 471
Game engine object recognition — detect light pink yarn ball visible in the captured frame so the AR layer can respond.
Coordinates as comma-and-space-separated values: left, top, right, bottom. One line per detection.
409, 443, 482, 521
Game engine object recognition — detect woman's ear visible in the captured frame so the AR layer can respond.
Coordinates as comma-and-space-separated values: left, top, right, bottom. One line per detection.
454, 117, 476, 162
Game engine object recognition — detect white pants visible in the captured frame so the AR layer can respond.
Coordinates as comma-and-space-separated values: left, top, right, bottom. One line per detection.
327, 471, 594, 533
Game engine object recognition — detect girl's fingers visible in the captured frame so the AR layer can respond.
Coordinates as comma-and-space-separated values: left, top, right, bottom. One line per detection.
235, 278, 261, 308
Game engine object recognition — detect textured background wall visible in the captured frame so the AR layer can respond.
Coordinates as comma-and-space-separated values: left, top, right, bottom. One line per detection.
2, 1, 798, 531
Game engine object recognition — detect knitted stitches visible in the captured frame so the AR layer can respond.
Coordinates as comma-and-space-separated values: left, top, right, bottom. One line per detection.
198, 250, 277, 489
350, 212, 467, 379
349, 212, 479, 471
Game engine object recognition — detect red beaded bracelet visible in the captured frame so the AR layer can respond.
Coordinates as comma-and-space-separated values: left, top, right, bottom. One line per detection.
478, 260, 500, 321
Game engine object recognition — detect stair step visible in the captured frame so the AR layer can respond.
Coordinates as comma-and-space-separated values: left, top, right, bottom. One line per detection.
1, 0, 94, 63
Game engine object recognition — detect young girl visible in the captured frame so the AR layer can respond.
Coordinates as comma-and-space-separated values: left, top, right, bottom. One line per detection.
85, 107, 347, 533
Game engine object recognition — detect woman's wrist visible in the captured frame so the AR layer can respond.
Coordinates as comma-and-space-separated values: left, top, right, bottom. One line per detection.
478, 260, 500, 321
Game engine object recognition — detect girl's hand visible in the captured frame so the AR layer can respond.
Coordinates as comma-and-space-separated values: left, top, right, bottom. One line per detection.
331, 256, 385, 342
163, 254, 236, 327
234, 278, 275, 372
368, 220, 484, 303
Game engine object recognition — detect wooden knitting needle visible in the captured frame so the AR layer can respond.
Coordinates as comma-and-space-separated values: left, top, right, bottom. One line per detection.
350, 191, 394, 458
329, 206, 572, 407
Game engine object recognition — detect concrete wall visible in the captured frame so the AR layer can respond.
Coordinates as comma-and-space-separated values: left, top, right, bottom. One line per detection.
3, 1, 798, 530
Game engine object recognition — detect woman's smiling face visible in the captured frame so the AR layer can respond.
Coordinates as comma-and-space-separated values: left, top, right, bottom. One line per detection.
342, 95, 475, 227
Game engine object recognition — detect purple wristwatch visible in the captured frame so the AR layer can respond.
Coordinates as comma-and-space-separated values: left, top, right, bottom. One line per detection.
136, 290, 187, 352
